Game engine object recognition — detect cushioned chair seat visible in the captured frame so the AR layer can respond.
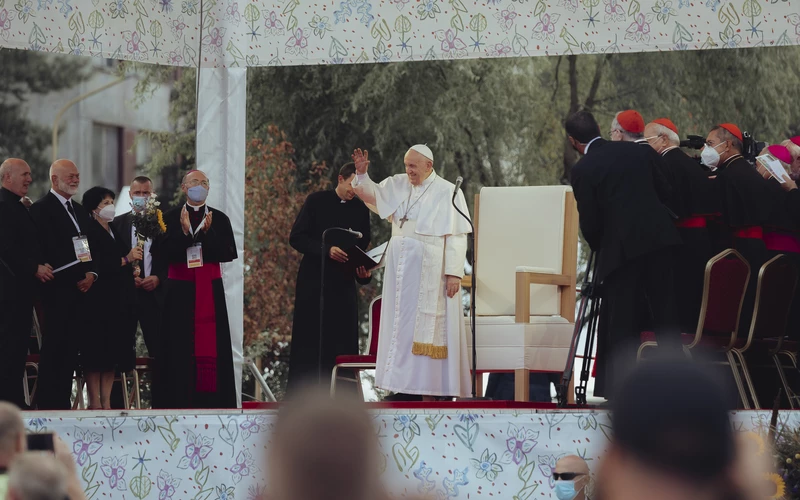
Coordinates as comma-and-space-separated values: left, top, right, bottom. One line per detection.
335, 355, 377, 365
640, 331, 743, 349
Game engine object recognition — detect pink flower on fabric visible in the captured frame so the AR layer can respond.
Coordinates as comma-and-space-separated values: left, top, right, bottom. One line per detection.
72, 428, 103, 466
532, 13, 560, 43
435, 29, 467, 58
625, 12, 653, 43
178, 430, 213, 470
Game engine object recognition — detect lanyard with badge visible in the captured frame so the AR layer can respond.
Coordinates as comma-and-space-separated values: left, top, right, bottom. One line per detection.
187, 205, 207, 269
65, 202, 92, 263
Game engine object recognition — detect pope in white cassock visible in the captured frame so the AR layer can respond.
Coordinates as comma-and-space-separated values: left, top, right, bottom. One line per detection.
351, 145, 472, 399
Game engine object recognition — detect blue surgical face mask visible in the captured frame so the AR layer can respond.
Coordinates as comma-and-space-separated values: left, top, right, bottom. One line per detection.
187, 185, 209, 203
554, 481, 580, 500
131, 196, 147, 212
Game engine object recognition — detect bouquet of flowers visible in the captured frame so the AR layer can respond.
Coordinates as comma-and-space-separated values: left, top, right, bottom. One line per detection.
130, 193, 167, 276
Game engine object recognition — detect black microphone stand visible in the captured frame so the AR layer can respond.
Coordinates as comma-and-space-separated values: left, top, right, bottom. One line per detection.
318, 227, 360, 385
451, 190, 480, 399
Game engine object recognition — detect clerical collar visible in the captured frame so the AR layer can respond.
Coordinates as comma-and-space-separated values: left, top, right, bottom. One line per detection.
661, 146, 680, 156
50, 188, 72, 205
186, 202, 206, 211
720, 154, 744, 169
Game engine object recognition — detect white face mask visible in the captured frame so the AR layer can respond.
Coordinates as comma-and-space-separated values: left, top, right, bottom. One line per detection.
701, 142, 725, 168
97, 204, 116, 221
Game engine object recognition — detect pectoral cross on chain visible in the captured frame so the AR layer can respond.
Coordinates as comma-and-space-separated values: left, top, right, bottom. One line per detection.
398, 215, 409, 228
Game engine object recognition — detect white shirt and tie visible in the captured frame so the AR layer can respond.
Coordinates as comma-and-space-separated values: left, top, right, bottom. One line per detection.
50, 189, 98, 279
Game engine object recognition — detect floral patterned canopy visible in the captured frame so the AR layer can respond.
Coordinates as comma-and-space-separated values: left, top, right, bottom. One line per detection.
0, 0, 797, 67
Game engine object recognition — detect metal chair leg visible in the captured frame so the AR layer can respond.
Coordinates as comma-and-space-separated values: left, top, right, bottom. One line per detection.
732, 349, 760, 409
726, 351, 751, 409
330, 365, 339, 398
773, 354, 798, 409
131, 370, 141, 409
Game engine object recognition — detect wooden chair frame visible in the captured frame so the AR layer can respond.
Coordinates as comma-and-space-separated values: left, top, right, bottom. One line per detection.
462, 190, 579, 401
330, 295, 381, 399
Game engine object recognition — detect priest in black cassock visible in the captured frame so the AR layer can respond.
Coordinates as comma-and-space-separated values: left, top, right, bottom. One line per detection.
287, 162, 372, 393
702, 124, 775, 334
156, 170, 238, 408
645, 118, 718, 332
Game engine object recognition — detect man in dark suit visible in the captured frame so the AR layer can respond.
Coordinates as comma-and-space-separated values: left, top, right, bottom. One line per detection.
566, 110, 682, 398
0, 159, 53, 406
29, 159, 98, 410
112, 176, 167, 407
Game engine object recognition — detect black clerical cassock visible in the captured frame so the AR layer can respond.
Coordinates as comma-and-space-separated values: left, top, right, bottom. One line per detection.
714, 154, 775, 333
287, 190, 371, 393
660, 147, 719, 331
156, 203, 238, 408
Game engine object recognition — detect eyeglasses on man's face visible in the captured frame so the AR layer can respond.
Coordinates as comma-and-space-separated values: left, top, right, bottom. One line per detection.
186, 179, 210, 188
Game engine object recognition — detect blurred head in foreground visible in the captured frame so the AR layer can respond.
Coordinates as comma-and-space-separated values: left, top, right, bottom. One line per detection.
6, 452, 69, 500
596, 359, 735, 500
268, 387, 380, 500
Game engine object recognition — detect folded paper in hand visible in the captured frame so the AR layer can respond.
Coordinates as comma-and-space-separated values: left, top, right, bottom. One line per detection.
757, 154, 789, 184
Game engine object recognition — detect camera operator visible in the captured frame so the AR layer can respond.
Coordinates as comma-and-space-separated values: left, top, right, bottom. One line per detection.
702, 123, 775, 334
645, 118, 718, 332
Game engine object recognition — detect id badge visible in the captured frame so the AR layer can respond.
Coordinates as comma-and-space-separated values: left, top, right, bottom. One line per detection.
187, 243, 203, 269
73, 236, 92, 262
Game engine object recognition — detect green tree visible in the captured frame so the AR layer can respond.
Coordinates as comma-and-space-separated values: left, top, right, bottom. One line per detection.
0, 51, 88, 195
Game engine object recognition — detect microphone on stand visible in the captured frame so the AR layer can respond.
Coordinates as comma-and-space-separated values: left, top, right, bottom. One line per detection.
450, 176, 486, 400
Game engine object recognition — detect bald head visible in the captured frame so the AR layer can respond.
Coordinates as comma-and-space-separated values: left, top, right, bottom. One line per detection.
0, 402, 26, 467
0, 159, 33, 197
181, 170, 210, 206
403, 149, 434, 186
555, 455, 590, 500
49, 159, 80, 198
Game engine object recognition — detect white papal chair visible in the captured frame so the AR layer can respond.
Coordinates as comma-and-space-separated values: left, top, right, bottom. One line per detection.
463, 186, 579, 401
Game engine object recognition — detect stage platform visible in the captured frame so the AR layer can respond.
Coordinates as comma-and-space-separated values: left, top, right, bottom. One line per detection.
22, 406, 799, 500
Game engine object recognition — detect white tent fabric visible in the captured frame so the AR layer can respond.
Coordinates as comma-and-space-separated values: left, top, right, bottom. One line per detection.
0, 0, 797, 67
196, 67, 247, 407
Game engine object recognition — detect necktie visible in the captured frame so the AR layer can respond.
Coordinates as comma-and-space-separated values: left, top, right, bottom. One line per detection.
65, 200, 77, 220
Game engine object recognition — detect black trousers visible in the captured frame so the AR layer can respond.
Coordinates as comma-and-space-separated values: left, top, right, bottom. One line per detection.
594, 248, 681, 398
0, 297, 34, 406
37, 284, 84, 410
110, 288, 163, 409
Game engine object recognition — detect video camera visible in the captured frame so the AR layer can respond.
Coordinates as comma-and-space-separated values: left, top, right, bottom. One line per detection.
742, 131, 767, 163
679, 135, 706, 150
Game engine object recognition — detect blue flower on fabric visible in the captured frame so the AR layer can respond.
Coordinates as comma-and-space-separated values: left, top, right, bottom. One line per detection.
393, 415, 421, 442
470, 449, 503, 481
416, 0, 440, 20
215, 484, 235, 500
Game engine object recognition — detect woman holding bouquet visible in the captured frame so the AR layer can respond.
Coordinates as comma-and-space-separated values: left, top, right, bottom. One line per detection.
81, 187, 141, 410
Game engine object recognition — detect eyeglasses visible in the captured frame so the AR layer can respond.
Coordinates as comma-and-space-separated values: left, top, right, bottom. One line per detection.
186, 180, 210, 188
553, 472, 585, 481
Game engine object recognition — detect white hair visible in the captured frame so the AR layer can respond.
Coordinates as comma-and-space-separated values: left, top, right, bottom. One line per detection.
611, 112, 643, 141
7, 452, 69, 500
649, 124, 680, 146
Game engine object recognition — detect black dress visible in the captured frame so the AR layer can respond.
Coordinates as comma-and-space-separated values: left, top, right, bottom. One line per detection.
287, 190, 372, 393
81, 220, 137, 372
